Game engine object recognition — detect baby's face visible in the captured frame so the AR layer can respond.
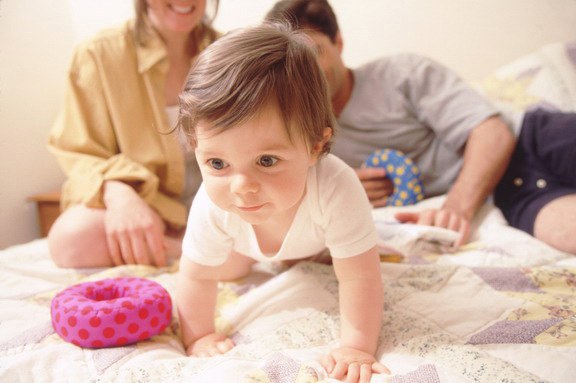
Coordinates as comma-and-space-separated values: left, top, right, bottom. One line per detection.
194, 103, 319, 226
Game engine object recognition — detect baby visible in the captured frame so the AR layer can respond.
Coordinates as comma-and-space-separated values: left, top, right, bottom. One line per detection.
175, 23, 388, 382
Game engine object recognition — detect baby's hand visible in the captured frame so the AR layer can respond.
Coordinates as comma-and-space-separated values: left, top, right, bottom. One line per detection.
186, 333, 235, 357
321, 346, 390, 383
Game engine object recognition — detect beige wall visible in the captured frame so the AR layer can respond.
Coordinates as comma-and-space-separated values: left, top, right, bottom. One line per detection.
216, 0, 576, 81
1, 0, 575, 249
1, 0, 75, 248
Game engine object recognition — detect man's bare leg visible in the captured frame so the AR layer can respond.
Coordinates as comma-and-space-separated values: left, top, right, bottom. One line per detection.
533, 194, 576, 255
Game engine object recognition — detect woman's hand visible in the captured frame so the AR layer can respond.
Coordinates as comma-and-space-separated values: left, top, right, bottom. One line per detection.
186, 333, 235, 357
103, 180, 167, 267
322, 346, 390, 383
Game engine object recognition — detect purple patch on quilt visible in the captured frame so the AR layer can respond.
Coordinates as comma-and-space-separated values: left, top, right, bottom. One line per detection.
468, 318, 562, 345
565, 41, 576, 66
231, 283, 257, 296
230, 331, 247, 345
405, 255, 431, 265
0, 321, 54, 351
515, 66, 541, 80
392, 364, 441, 383
471, 267, 540, 292
261, 352, 302, 383
404, 254, 432, 265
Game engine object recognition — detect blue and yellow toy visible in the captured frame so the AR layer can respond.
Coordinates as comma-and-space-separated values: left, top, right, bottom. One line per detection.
363, 149, 425, 206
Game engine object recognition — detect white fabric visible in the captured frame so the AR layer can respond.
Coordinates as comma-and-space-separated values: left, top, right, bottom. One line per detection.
2, 216, 575, 383
165, 105, 202, 208
182, 154, 378, 265
476, 41, 576, 131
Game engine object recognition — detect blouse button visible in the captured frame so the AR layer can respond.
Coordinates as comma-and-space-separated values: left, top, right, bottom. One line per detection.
536, 179, 547, 189
513, 177, 523, 187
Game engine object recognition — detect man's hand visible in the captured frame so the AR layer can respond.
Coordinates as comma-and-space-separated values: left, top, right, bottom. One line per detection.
321, 346, 390, 383
103, 181, 167, 267
394, 207, 471, 247
186, 333, 235, 357
355, 167, 394, 208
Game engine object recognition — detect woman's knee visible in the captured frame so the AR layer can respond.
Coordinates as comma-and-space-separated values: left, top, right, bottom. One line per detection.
48, 217, 87, 267
47, 206, 107, 268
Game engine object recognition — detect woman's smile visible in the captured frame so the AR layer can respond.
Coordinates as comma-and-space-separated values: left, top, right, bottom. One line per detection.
169, 3, 195, 15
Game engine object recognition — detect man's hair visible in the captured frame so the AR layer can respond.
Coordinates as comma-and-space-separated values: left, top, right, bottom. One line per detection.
265, 0, 340, 43
178, 22, 334, 154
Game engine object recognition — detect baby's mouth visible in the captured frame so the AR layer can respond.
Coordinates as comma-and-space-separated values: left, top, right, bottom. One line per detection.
237, 204, 264, 212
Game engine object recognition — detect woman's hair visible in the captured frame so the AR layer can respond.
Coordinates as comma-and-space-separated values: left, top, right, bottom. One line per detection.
178, 22, 334, 155
133, 0, 220, 48
265, 0, 340, 43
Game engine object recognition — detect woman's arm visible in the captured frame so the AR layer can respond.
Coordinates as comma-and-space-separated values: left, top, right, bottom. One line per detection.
48, 46, 158, 209
102, 180, 167, 267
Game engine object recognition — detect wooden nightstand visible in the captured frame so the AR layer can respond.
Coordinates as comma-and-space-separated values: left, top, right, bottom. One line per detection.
28, 191, 61, 237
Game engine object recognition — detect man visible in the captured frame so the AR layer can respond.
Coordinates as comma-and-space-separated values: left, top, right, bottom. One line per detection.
266, 0, 516, 248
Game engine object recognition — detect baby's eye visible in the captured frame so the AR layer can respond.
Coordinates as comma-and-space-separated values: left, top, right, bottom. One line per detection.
258, 155, 278, 168
208, 158, 227, 170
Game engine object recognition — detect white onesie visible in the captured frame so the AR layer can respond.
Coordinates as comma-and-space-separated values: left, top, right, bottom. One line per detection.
182, 154, 378, 266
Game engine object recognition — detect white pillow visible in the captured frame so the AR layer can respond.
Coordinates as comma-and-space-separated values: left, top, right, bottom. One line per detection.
476, 40, 576, 133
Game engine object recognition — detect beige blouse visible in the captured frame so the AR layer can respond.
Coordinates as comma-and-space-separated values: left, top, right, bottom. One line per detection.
48, 19, 217, 228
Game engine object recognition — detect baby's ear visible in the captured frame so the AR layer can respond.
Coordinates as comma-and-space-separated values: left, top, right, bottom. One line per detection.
311, 127, 333, 159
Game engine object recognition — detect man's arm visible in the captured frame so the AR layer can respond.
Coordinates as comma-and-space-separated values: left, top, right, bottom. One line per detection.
445, 116, 515, 222
396, 116, 516, 246
354, 167, 394, 208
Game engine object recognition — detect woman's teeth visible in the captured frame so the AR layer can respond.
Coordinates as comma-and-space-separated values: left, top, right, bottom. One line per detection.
170, 5, 194, 14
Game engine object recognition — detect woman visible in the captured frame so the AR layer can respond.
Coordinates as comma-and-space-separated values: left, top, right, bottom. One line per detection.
47, 0, 219, 268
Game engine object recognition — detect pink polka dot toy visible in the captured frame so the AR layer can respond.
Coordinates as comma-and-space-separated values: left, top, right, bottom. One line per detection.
50, 277, 172, 348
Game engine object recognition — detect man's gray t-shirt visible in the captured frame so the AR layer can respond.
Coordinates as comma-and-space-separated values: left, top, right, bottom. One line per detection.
332, 54, 498, 197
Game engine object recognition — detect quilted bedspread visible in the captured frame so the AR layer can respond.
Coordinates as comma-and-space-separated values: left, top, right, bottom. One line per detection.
2, 40, 576, 382
1, 198, 575, 383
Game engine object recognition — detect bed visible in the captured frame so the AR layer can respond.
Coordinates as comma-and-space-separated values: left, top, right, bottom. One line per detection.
1, 41, 575, 383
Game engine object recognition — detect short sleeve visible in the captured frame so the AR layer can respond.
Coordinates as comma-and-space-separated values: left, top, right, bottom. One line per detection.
181, 184, 234, 266
315, 156, 378, 258
402, 54, 498, 151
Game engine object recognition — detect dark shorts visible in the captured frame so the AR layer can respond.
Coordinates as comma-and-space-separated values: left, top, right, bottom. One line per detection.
494, 110, 576, 235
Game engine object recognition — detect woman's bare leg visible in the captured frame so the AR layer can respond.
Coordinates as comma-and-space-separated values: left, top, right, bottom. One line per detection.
47, 205, 111, 268
48, 205, 184, 268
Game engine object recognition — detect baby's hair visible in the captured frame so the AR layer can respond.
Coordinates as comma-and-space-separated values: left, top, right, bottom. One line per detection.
178, 22, 334, 154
